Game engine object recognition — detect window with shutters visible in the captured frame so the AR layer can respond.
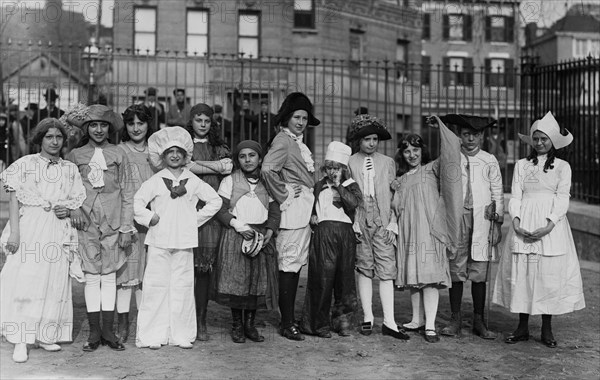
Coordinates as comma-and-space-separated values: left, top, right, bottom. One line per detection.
443, 14, 472, 41
485, 16, 514, 43
485, 58, 515, 87
443, 57, 473, 86
294, 0, 315, 29
238, 11, 260, 58
187, 9, 209, 56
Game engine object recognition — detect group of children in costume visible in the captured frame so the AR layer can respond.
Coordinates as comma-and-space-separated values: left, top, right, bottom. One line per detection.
0, 91, 586, 363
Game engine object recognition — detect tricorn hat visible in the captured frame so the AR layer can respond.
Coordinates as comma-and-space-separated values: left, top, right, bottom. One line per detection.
273, 92, 320, 127
348, 114, 391, 141
519, 111, 573, 150
439, 114, 496, 131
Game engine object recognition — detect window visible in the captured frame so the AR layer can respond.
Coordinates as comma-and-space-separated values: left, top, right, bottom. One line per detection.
443, 57, 473, 86
443, 14, 472, 41
134, 7, 156, 55
573, 38, 600, 58
396, 40, 409, 81
485, 58, 514, 87
238, 11, 260, 58
187, 9, 209, 56
421, 55, 431, 86
485, 16, 514, 43
349, 29, 364, 62
422, 13, 430, 40
294, 0, 315, 29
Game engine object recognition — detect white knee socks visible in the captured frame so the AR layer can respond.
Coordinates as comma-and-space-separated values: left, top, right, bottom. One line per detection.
357, 273, 374, 323
84, 273, 117, 312
116, 288, 132, 313
379, 280, 398, 332
423, 286, 440, 331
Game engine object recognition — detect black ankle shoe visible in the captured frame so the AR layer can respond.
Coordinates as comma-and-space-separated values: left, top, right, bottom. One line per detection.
541, 333, 557, 348
504, 330, 530, 344
101, 337, 125, 351
381, 324, 410, 340
280, 325, 305, 341
82, 340, 100, 352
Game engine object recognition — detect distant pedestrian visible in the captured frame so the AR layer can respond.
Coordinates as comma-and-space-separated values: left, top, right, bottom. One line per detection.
166, 88, 191, 127
38, 88, 65, 121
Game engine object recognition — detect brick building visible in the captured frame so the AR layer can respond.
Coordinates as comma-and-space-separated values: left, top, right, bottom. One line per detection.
109, 0, 423, 158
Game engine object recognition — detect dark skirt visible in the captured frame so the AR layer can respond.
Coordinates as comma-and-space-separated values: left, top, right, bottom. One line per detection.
299, 221, 358, 335
194, 217, 222, 271
211, 225, 278, 310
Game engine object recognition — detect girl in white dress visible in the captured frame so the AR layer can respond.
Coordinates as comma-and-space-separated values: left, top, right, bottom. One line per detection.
493, 111, 585, 348
0, 119, 86, 363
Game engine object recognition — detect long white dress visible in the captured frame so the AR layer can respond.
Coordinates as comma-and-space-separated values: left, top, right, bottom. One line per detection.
493, 155, 585, 315
0, 154, 86, 344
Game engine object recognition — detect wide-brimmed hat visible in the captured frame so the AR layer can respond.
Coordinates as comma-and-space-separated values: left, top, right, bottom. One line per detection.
148, 126, 194, 169
348, 114, 391, 141
440, 114, 496, 131
325, 141, 351, 166
68, 104, 124, 131
44, 88, 59, 101
241, 231, 264, 258
273, 92, 320, 127
519, 111, 573, 150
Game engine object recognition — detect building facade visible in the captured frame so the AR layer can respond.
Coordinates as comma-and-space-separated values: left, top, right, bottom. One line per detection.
109, 0, 423, 158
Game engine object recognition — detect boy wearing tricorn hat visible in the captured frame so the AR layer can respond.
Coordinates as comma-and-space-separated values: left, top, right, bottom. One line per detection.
438, 114, 504, 339
347, 114, 409, 340
66, 104, 136, 352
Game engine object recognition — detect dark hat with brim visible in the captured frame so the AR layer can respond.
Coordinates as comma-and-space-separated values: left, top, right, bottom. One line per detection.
273, 92, 320, 127
25, 103, 38, 111
69, 104, 124, 132
440, 114, 496, 131
44, 88, 59, 101
349, 114, 391, 141
145, 87, 157, 96
354, 106, 369, 116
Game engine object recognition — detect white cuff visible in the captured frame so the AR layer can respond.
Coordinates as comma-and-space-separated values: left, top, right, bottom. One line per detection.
547, 213, 559, 225
386, 222, 398, 236
230, 218, 251, 233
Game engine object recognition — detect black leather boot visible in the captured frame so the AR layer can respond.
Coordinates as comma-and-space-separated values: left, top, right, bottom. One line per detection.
101, 310, 125, 350
472, 313, 497, 339
231, 309, 246, 343
244, 310, 264, 342
440, 311, 462, 337
83, 312, 101, 352
117, 312, 130, 343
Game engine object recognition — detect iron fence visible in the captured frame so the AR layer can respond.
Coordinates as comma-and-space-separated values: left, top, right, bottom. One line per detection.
1, 41, 598, 202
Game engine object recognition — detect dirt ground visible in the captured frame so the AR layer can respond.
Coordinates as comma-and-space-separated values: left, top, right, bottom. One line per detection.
1, 231, 600, 379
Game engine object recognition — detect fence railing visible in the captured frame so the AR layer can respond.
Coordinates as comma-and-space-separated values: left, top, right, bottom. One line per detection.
1, 42, 598, 203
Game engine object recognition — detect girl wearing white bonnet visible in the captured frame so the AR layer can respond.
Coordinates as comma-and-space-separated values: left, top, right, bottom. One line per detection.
493, 111, 585, 349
